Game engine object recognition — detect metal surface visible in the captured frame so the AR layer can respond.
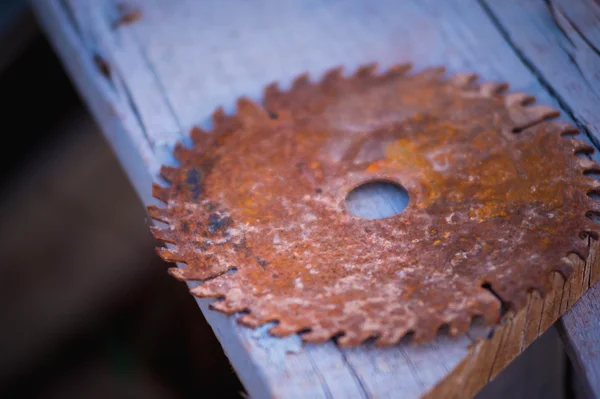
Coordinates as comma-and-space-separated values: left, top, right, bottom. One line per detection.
149, 65, 599, 346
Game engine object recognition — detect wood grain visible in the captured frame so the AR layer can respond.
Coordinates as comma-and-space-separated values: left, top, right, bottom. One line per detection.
32, 0, 600, 397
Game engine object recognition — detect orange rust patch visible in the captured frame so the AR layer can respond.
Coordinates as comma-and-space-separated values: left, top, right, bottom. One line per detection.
149, 64, 599, 346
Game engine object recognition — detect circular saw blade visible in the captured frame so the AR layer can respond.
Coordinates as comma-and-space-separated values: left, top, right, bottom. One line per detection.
149, 64, 599, 346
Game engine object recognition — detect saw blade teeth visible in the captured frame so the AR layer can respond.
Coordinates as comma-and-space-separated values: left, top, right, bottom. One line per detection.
447, 317, 471, 337
353, 62, 378, 79
413, 66, 446, 79
237, 313, 265, 327
481, 302, 502, 325
374, 328, 409, 347
150, 225, 175, 243
263, 81, 281, 102
169, 266, 217, 282
553, 121, 579, 136
412, 327, 437, 344
450, 72, 478, 88
586, 179, 600, 191
147, 205, 170, 223
190, 284, 221, 298
510, 105, 560, 132
581, 222, 600, 239
337, 330, 376, 347
211, 106, 236, 132
527, 280, 550, 298
157, 247, 184, 263
173, 142, 191, 162
508, 292, 529, 312
211, 106, 226, 123
380, 62, 413, 80
479, 81, 509, 97
569, 235, 591, 259
210, 299, 246, 315
299, 328, 334, 343
291, 73, 310, 91
504, 92, 535, 107
167, 266, 186, 280
236, 96, 265, 117
586, 209, 600, 221
159, 165, 179, 183
268, 322, 300, 337
321, 66, 344, 85
571, 139, 595, 155
190, 126, 210, 145
586, 199, 600, 215
553, 258, 574, 279
579, 158, 600, 170
152, 183, 170, 203
209, 300, 229, 313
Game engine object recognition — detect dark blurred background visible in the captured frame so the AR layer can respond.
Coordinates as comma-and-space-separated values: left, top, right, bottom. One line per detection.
0, 2, 243, 398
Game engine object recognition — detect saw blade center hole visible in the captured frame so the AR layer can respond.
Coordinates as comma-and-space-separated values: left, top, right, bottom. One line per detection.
345, 181, 409, 220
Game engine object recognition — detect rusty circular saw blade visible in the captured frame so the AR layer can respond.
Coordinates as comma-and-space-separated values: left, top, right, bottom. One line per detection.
149, 64, 600, 346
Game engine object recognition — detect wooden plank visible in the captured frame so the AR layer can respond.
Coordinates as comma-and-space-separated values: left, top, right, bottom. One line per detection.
32, 0, 599, 397
477, 1, 600, 394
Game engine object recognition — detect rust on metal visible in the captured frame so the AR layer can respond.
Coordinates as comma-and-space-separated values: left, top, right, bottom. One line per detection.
149, 64, 599, 346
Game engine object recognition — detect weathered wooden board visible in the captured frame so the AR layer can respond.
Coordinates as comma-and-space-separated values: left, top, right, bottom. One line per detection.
32, 0, 600, 397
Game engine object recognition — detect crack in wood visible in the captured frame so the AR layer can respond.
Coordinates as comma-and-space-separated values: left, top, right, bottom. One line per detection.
59, 0, 155, 148
554, 1, 600, 58
305, 351, 335, 399
399, 346, 426, 393
479, 0, 600, 151
115, 70, 154, 147
118, 7, 184, 134
338, 350, 370, 399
